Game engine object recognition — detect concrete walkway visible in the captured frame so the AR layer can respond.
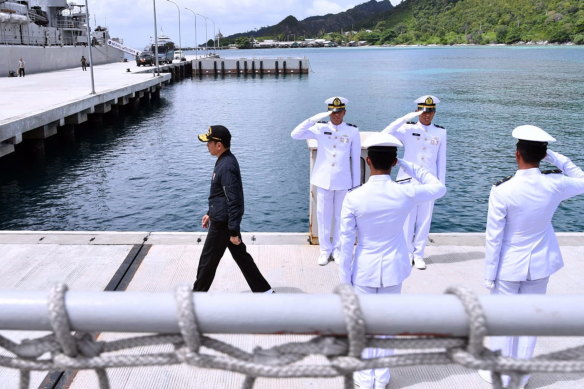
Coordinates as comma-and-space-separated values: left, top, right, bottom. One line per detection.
0, 60, 170, 127
0, 231, 582, 388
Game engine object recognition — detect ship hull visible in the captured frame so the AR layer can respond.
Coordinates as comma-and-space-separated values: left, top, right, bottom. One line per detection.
1, 44, 124, 76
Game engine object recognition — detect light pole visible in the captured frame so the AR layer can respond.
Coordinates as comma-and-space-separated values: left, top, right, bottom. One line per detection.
197, 13, 208, 53
208, 17, 216, 51
153, 0, 160, 76
166, 0, 181, 60
184, 7, 197, 58
84, 0, 95, 94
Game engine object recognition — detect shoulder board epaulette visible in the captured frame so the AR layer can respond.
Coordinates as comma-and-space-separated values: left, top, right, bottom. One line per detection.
348, 185, 361, 192
346, 123, 357, 128
317, 120, 327, 124
495, 175, 513, 186
395, 177, 412, 184
542, 169, 562, 175
406, 121, 416, 125
434, 124, 445, 129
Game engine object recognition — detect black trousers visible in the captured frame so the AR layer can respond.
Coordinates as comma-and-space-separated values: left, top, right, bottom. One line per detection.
193, 220, 271, 292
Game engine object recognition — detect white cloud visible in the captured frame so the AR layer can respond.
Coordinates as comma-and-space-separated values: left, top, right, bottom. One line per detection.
306, 0, 346, 17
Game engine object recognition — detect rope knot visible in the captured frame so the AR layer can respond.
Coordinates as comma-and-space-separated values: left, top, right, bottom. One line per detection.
76, 333, 104, 358
251, 346, 289, 366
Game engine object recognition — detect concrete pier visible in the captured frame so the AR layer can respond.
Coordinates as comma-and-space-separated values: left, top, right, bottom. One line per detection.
0, 231, 582, 389
0, 61, 172, 159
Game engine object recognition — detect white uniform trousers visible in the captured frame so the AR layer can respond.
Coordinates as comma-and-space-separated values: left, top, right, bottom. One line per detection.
404, 199, 435, 258
316, 187, 347, 256
353, 284, 402, 389
488, 277, 549, 387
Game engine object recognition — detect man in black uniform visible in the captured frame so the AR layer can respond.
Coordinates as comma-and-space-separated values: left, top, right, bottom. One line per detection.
194, 125, 274, 293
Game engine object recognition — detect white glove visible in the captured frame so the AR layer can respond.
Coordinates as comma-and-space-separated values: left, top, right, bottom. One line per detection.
309, 111, 331, 123
402, 111, 423, 122
484, 280, 495, 289
543, 149, 556, 164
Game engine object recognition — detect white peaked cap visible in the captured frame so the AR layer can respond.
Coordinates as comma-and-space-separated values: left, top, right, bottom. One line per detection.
512, 125, 556, 142
414, 95, 440, 105
363, 132, 403, 148
324, 96, 349, 105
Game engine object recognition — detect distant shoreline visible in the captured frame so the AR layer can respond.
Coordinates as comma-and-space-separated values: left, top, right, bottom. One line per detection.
382, 41, 579, 48
231, 41, 580, 50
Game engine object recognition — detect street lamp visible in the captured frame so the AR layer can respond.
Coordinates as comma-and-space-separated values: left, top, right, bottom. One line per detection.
197, 13, 208, 53
184, 7, 197, 58
152, 0, 160, 76
166, 0, 181, 60
84, 0, 95, 94
207, 17, 216, 51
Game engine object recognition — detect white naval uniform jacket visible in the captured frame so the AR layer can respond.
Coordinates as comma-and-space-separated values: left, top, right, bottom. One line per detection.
338, 160, 446, 287
383, 121, 446, 184
291, 119, 361, 190
485, 150, 584, 282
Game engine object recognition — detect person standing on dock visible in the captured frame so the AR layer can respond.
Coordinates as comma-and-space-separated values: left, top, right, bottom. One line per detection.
18, 58, 25, 77
382, 95, 446, 270
481, 125, 584, 388
193, 125, 274, 293
80, 56, 87, 71
338, 132, 446, 389
291, 96, 361, 266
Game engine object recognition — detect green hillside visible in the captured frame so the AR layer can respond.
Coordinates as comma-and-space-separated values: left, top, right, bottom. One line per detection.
364, 0, 584, 45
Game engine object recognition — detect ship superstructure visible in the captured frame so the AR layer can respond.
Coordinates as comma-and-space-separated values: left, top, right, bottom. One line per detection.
0, 0, 124, 76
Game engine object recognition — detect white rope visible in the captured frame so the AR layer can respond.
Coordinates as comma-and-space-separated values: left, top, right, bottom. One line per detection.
0, 283, 582, 389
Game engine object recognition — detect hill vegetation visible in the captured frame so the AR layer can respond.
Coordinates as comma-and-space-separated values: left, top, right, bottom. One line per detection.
225, 0, 393, 42
367, 0, 584, 45
225, 0, 584, 46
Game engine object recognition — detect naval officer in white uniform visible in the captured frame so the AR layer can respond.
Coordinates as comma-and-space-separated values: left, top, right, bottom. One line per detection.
338, 132, 446, 389
291, 97, 361, 265
481, 125, 584, 388
382, 95, 446, 270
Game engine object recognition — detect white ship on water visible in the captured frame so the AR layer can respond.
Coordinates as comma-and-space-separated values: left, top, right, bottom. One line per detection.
0, 0, 124, 76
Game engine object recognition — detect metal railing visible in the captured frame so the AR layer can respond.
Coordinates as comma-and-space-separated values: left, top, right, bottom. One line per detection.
0, 284, 583, 389
56, 19, 84, 29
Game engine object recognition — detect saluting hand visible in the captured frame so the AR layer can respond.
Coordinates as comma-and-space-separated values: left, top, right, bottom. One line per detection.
402, 111, 423, 122
309, 111, 331, 123
230, 236, 241, 245
201, 214, 210, 229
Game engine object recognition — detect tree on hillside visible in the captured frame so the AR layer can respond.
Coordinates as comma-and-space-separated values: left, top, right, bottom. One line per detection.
235, 37, 252, 49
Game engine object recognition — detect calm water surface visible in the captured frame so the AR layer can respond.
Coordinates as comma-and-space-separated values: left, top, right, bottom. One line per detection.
1, 46, 583, 232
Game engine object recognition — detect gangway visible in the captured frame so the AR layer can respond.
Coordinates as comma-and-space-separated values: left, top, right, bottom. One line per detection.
107, 39, 141, 57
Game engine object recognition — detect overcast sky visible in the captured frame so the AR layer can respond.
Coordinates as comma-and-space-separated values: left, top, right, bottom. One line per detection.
89, 0, 402, 50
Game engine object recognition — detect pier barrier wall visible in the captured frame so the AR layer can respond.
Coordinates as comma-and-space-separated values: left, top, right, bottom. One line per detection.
193, 57, 309, 76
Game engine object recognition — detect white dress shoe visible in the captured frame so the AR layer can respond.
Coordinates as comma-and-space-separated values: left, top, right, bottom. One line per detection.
331, 250, 341, 263
318, 252, 330, 266
413, 255, 426, 270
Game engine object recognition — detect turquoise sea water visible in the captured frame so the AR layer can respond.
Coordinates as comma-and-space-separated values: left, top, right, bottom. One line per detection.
0, 46, 583, 233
